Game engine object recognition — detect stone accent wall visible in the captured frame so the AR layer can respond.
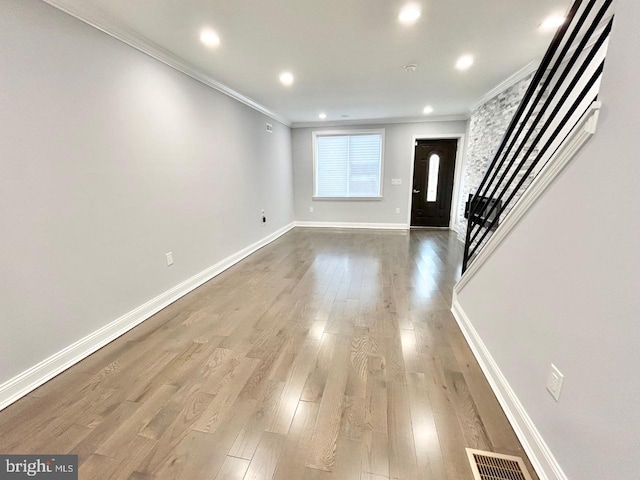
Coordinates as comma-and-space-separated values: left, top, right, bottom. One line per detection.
457, 74, 534, 241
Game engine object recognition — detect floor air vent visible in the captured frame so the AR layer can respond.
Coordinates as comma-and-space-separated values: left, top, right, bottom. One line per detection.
466, 448, 534, 480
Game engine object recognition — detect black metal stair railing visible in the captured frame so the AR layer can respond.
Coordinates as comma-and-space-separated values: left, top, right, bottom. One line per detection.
462, 0, 615, 272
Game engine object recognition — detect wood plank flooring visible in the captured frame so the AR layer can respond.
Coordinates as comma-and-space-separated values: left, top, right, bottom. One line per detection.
0, 228, 538, 480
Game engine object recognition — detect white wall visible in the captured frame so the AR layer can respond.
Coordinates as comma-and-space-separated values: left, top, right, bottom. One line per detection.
292, 121, 468, 228
456, 0, 640, 478
0, 0, 294, 386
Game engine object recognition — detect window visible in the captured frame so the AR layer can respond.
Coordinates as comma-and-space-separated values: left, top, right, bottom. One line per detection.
426, 153, 440, 202
313, 130, 384, 198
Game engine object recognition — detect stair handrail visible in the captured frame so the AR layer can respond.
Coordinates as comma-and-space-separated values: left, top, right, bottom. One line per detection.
462, 0, 614, 272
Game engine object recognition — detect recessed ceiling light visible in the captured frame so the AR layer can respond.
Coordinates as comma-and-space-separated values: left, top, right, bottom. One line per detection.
319, 113, 327, 120
399, 3, 421, 24
540, 14, 566, 31
200, 28, 220, 47
423, 106, 434, 115
455, 54, 474, 71
279, 72, 294, 86
404, 64, 418, 73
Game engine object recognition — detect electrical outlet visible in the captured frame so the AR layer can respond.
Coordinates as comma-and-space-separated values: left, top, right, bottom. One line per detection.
391, 179, 402, 185
309, 206, 314, 213
546, 364, 564, 401
396, 207, 401, 214
166, 252, 174, 266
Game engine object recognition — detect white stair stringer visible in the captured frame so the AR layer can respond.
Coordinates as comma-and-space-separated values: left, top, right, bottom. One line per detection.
456, 101, 601, 292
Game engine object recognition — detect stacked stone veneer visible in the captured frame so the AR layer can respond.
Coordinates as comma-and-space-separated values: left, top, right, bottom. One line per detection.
457, 73, 535, 242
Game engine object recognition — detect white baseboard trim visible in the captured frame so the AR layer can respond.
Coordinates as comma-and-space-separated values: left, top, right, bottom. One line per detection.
0, 222, 295, 412
294, 221, 409, 230
451, 294, 567, 480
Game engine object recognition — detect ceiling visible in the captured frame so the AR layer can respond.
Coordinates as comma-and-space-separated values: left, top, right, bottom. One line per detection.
48, 0, 572, 126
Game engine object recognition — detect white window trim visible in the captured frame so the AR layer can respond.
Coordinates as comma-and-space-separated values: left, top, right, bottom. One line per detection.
312, 128, 385, 200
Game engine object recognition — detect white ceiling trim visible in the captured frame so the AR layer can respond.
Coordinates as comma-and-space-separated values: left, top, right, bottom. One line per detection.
292, 114, 470, 129
469, 18, 613, 114
41, 0, 292, 127
469, 60, 539, 112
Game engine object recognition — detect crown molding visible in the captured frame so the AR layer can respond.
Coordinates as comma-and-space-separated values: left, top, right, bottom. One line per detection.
292, 113, 470, 129
455, 101, 601, 292
470, 60, 539, 112
41, 0, 292, 127
469, 16, 613, 114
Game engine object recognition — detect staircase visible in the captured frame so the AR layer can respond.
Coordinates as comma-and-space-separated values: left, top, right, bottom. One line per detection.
462, 0, 615, 272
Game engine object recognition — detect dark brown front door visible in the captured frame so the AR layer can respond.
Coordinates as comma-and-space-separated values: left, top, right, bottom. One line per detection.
411, 139, 458, 227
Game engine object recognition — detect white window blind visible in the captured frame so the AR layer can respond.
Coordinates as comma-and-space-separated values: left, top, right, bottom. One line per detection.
315, 132, 383, 198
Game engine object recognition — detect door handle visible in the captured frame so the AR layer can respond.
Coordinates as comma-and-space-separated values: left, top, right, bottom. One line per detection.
413, 189, 421, 194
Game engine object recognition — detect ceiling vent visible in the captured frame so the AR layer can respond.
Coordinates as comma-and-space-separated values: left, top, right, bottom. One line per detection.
265, 123, 273, 133
466, 449, 533, 480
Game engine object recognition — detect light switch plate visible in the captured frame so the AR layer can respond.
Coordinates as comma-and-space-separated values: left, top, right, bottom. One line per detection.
391, 179, 402, 185
166, 252, 174, 266
546, 364, 564, 401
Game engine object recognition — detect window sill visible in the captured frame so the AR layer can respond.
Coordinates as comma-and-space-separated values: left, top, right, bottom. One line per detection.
312, 196, 384, 201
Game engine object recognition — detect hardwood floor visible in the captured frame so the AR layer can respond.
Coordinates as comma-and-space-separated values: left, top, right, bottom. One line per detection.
0, 228, 537, 480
